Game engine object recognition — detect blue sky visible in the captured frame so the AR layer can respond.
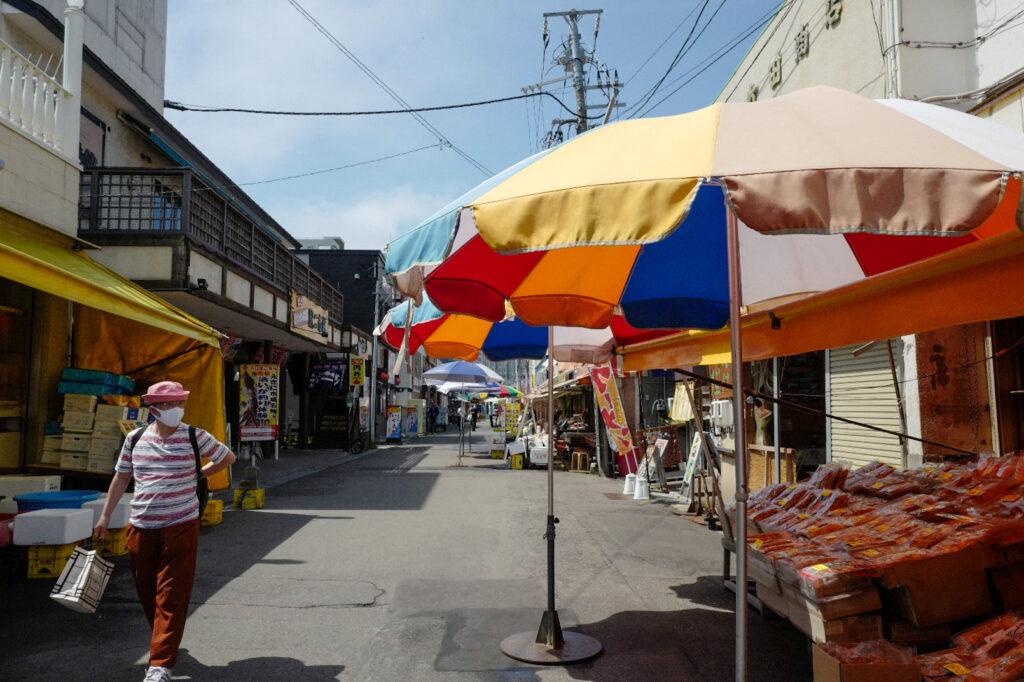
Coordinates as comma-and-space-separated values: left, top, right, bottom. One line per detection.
165, 1, 780, 250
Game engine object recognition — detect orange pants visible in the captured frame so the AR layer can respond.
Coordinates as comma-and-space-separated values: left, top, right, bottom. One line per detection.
126, 520, 200, 668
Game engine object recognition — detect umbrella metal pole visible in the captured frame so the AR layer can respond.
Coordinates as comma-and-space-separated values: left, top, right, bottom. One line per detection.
726, 203, 749, 681
540, 326, 559, 644
500, 327, 601, 664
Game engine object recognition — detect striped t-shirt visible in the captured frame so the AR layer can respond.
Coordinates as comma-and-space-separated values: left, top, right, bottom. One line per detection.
115, 423, 230, 529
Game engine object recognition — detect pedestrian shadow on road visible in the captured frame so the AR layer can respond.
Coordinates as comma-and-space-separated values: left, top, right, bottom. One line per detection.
172, 650, 344, 681
563, 603, 810, 682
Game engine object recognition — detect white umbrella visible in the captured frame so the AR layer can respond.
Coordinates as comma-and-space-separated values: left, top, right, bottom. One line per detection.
424, 360, 503, 385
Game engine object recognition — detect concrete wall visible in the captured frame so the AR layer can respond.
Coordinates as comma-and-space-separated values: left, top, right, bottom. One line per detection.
0, 125, 79, 233
29, 0, 168, 111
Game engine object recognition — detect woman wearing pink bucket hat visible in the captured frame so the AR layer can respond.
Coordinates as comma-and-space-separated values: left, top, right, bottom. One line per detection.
95, 380, 235, 682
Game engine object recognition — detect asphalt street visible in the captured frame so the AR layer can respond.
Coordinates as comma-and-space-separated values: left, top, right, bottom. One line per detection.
0, 425, 811, 681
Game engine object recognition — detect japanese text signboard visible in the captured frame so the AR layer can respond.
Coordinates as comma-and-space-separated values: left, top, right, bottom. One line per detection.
350, 357, 365, 386
239, 364, 280, 442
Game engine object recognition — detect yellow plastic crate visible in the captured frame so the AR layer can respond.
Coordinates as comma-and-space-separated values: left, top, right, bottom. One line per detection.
201, 499, 224, 526
490, 448, 505, 459
92, 527, 128, 558
510, 453, 524, 470
29, 542, 78, 579
234, 488, 265, 509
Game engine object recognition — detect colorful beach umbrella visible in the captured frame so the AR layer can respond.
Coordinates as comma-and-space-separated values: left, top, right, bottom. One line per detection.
387, 86, 1024, 336
375, 293, 671, 365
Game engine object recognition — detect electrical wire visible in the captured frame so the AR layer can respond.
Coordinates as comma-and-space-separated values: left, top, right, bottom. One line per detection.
83, 143, 445, 200
287, 0, 492, 177
622, 3, 703, 87
165, 90, 599, 120
624, 0, 716, 118
635, 6, 779, 117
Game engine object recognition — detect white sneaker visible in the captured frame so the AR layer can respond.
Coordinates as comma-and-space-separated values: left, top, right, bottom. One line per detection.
143, 666, 171, 682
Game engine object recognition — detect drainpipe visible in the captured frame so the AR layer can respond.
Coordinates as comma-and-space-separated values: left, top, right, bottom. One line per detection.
61, 0, 85, 161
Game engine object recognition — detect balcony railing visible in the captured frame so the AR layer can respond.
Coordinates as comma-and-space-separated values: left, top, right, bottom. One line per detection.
0, 40, 71, 156
78, 167, 342, 322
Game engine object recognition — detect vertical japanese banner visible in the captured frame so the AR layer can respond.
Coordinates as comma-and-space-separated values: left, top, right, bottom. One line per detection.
590, 365, 638, 474
350, 357, 365, 387
239, 364, 280, 442
386, 405, 403, 441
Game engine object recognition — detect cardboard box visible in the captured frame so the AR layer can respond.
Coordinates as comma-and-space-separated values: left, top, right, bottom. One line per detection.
42, 435, 64, 451
91, 421, 124, 439
86, 455, 117, 474
40, 448, 62, 465
61, 433, 92, 453
988, 560, 1024, 610
811, 643, 921, 682
60, 453, 88, 470
790, 609, 883, 645
87, 436, 122, 457
62, 394, 97, 412
878, 544, 994, 627
61, 411, 95, 432
756, 581, 789, 618
94, 405, 147, 421
884, 618, 951, 646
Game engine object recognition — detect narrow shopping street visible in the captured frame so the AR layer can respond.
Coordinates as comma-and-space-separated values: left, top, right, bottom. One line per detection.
0, 425, 808, 681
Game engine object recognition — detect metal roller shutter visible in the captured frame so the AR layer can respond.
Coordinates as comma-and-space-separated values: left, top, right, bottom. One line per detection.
828, 342, 903, 470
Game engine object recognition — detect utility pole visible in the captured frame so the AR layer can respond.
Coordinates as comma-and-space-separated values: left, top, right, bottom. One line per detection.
544, 9, 600, 134
368, 257, 381, 443
529, 9, 623, 147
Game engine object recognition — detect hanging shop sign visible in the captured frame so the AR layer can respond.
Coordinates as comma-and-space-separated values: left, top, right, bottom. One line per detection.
590, 365, 639, 474
386, 405, 403, 442
220, 335, 244, 362
289, 291, 330, 343
350, 357, 365, 386
239, 364, 280, 442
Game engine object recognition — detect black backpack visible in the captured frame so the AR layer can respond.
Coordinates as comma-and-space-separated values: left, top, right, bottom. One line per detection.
128, 425, 209, 517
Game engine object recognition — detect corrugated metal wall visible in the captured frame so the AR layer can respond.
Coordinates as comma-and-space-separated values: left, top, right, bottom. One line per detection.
828, 342, 903, 469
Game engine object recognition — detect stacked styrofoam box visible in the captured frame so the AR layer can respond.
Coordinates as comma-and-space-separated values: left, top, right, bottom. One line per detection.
60, 394, 96, 469
82, 494, 132, 529
13, 508, 93, 545
0, 475, 62, 513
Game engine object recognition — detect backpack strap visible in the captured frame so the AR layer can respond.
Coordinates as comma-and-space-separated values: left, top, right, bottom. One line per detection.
128, 427, 146, 453
189, 425, 202, 477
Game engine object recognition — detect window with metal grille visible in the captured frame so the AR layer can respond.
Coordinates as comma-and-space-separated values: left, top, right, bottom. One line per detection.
188, 177, 224, 249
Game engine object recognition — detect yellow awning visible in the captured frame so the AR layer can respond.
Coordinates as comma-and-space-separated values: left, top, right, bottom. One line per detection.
0, 209, 222, 346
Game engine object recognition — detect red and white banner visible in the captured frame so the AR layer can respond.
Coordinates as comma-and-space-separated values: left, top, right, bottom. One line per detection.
590, 365, 638, 475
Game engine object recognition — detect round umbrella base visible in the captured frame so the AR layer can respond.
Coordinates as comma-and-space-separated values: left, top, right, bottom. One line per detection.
500, 631, 602, 665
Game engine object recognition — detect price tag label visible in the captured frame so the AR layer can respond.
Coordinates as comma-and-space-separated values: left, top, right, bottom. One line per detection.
943, 663, 971, 675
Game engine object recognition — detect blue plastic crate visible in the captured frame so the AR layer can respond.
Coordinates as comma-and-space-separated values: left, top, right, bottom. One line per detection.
58, 380, 131, 396
60, 369, 135, 393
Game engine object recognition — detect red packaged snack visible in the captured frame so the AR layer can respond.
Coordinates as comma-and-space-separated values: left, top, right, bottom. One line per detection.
917, 648, 980, 678
820, 639, 913, 664
806, 461, 850, 489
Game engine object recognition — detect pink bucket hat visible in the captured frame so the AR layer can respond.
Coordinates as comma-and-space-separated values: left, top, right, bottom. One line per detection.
142, 380, 190, 404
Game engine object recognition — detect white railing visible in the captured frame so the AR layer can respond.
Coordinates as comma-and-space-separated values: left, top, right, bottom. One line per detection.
0, 40, 70, 156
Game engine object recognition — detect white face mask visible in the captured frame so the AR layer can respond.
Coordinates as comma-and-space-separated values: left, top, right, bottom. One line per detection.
153, 406, 184, 428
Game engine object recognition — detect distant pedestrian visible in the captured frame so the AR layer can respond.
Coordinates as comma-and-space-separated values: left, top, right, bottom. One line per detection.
94, 381, 236, 682
427, 403, 438, 433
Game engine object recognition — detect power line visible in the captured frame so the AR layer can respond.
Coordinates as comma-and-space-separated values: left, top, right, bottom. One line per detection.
636, 6, 780, 117
86, 143, 445, 199
287, 0, 492, 177
624, 0, 716, 117
164, 90, 595, 120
